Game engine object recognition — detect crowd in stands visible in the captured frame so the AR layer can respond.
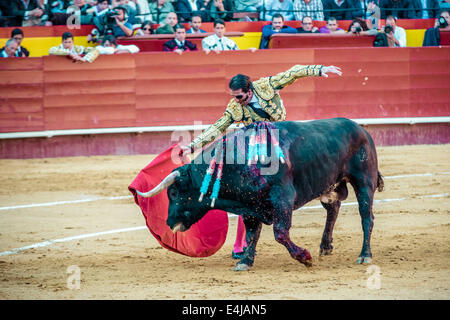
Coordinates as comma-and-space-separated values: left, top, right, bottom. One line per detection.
0, 0, 450, 58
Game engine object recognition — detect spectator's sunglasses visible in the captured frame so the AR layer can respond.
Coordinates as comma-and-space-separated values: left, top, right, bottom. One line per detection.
142, 27, 151, 31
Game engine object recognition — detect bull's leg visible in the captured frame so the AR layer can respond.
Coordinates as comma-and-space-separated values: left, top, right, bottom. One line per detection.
354, 185, 375, 264
271, 184, 312, 267
319, 200, 341, 255
233, 216, 262, 271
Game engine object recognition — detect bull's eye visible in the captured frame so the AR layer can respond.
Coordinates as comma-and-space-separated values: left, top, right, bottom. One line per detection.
168, 188, 178, 200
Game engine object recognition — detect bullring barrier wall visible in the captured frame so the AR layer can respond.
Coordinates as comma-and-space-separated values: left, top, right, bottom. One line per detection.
0, 46, 449, 158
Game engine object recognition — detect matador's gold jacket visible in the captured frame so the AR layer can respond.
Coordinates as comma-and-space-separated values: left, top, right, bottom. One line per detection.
48, 44, 100, 63
188, 64, 323, 151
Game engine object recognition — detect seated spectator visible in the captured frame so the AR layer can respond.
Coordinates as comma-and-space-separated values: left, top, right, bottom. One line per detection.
96, 34, 140, 54
0, 39, 19, 58
323, 0, 352, 21
319, 17, 346, 33
48, 31, 97, 62
293, 0, 324, 21
408, 0, 440, 19
155, 11, 178, 34
383, 15, 406, 47
202, 19, 239, 53
423, 9, 450, 46
187, 14, 207, 33
9, 0, 44, 26
115, 0, 139, 24
135, 20, 155, 35
176, 0, 203, 22
379, 0, 408, 19
259, 13, 297, 49
132, 0, 153, 23
8, 28, 30, 57
149, 0, 175, 24
86, 0, 111, 16
347, 17, 378, 35
199, 0, 234, 22
441, 0, 450, 10
163, 24, 198, 53
297, 16, 320, 33
234, 0, 263, 14
262, 0, 295, 21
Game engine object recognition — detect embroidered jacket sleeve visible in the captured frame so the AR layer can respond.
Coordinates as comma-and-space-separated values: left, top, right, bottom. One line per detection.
269, 64, 323, 90
188, 102, 236, 151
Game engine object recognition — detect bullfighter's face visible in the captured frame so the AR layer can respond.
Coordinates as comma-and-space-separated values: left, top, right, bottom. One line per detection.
230, 88, 253, 106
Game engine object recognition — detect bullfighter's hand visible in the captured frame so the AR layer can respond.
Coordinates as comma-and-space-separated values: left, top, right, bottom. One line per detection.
321, 65, 342, 78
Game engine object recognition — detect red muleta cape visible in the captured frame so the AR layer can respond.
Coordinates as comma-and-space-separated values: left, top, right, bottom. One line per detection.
128, 143, 229, 257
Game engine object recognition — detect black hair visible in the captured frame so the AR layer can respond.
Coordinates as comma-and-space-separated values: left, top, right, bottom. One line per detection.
102, 35, 117, 46
214, 19, 225, 27
272, 13, 284, 21
175, 24, 186, 31
229, 74, 252, 92
62, 32, 73, 41
11, 28, 24, 38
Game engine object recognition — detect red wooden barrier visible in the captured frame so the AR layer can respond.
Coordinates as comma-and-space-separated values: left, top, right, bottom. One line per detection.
0, 46, 449, 158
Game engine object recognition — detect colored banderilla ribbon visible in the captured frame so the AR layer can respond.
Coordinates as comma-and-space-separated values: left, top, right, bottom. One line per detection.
198, 122, 285, 207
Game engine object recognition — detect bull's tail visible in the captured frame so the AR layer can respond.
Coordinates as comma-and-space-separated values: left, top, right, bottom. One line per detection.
376, 171, 384, 192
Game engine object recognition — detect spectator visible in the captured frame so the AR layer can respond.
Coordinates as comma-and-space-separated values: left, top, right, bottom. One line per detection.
322, 0, 353, 21
9, 0, 44, 26
104, 5, 134, 37
408, 0, 440, 19
87, 0, 111, 16
441, 0, 450, 10
379, 0, 408, 19
319, 17, 346, 33
132, 0, 153, 23
297, 15, 320, 32
9, 28, 30, 57
176, 0, 203, 22
135, 20, 155, 35
234, 0, 263, 13
0, 39, 19, 58
199, 0, 234, 22
262, 0, 295, 21
187, 14, 207, 33
163, 24, 198, 53
96, 34, 140, 54
259, 13, 297, 49
354, 0, 380, 18
383, 15, 406, 47
115, 0, 139, 24
423, 9, 450, 46
202, 19, 238, 53
148, 0, 175, 24
48, 31, 97, 62
155, 11, 178, 34
347, 17, 378, 34
42, 0, 71, 26
293, 0, 324, 21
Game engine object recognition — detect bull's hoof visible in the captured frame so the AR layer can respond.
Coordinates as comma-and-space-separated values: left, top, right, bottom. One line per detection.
319, 248, 333, 256
233, 263, 250, 271
300, 259, 313, 268
356, 256, 372, 264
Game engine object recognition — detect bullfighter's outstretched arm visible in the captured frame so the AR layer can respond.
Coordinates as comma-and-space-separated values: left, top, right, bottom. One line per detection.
187, 111, 234, 152
269, 64, 323, 90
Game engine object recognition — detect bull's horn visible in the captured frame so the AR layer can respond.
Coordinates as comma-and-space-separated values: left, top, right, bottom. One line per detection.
136, 171, 180, 198
172, 222, 183, 233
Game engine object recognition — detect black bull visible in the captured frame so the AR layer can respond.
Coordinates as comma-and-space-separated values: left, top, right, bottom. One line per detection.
137, 118, 384, 271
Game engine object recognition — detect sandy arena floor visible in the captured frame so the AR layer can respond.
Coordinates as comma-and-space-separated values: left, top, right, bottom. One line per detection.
0, 144, 449, 300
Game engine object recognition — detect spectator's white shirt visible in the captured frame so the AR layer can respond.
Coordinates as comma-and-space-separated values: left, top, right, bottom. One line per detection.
394, 26, 407, 47
202, 34, 239, 51
96, 44, 140, 54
